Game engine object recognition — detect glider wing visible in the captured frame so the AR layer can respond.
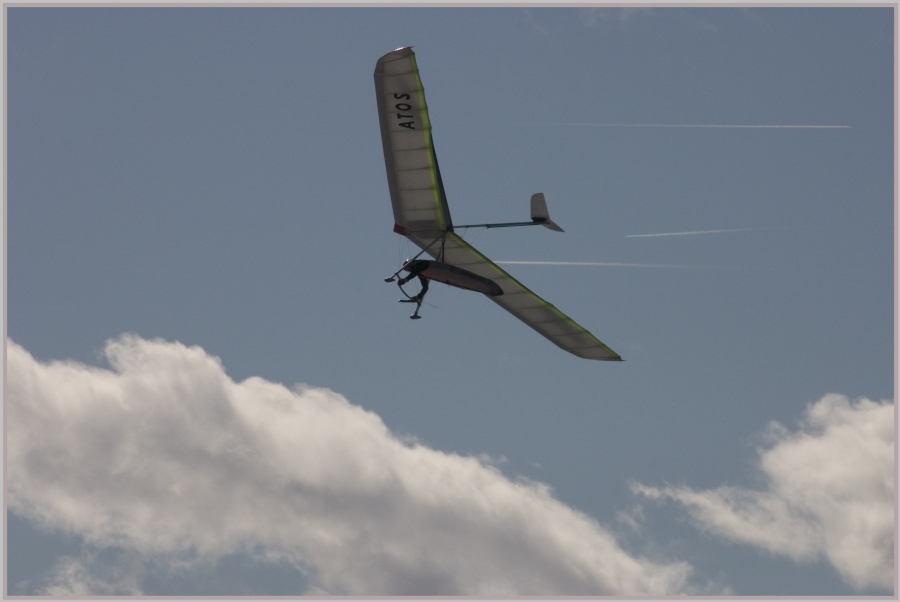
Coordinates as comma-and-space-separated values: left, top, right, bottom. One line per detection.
374, 47, 451, 241
375, 47, 621, 361
439, 233, 622, 361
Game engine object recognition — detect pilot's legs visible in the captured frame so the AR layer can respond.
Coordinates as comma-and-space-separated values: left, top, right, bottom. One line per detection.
409, 276, 429, 319
410, 276, 429, 303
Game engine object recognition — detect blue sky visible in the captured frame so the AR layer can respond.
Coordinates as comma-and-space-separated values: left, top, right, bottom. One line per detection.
5, 5, 896, 597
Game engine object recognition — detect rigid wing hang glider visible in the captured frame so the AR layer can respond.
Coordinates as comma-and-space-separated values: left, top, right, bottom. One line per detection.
374, 47, 621, 361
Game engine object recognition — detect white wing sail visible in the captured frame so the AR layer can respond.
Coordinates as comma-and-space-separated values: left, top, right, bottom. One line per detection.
374, 47, 451, 237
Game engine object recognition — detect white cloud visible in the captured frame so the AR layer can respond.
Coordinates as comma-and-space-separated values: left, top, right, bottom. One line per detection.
7, 335, 694, 596
634, 394, 895, 592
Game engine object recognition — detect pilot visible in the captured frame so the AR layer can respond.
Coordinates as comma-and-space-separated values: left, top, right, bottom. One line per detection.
397, 259, 430, 304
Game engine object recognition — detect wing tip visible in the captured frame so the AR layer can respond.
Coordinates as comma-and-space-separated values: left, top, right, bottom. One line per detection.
376, 46, 414, 65
586, 353, 623, 362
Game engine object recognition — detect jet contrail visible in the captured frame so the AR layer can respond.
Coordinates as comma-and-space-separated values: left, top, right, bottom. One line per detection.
495, 261, 732, 270
625, 227, 777, 238
524, 122, 851, 129
495, 261, 843, 274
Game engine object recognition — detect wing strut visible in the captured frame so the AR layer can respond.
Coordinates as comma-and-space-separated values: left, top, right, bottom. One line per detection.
384, 231, 447, 282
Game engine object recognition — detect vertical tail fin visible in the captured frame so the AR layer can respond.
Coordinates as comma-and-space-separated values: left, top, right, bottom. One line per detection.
530, 193, 564, 232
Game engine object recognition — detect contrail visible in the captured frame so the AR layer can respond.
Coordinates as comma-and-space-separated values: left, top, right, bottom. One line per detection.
523, 122, 851, 129
496, 261, 733, 270
626, 227, 777, 238
495, 261, 843, 274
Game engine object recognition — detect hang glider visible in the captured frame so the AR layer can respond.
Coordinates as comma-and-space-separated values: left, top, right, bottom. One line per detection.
374, 47, 621, 361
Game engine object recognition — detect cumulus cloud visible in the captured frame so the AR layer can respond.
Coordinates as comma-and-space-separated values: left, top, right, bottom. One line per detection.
634, 394, 895, 592
7, 335, 694, 596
